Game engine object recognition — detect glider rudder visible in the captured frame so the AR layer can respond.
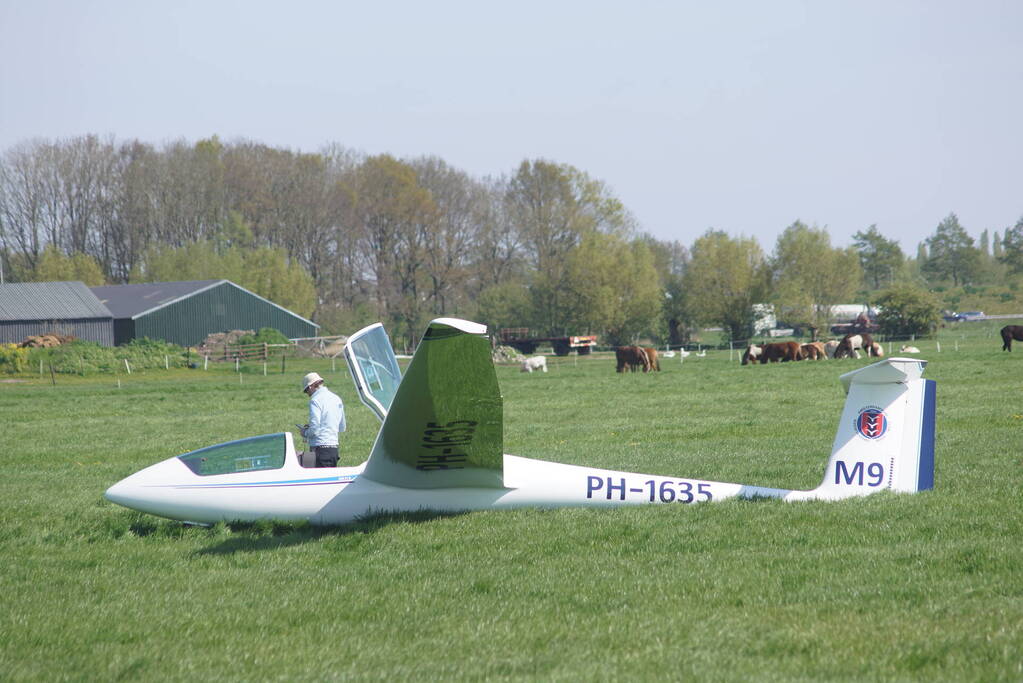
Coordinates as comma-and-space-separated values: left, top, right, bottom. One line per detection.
805, 357, 935, 500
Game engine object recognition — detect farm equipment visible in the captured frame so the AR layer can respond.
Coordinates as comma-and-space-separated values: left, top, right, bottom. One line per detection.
498, 328, 597, 356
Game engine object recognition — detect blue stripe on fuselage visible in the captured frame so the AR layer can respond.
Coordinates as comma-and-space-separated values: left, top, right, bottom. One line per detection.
151, 474, 360, 489
917, 379, 936, 491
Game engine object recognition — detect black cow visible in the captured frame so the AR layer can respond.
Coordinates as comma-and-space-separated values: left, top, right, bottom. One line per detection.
1001, 325, 1023, 352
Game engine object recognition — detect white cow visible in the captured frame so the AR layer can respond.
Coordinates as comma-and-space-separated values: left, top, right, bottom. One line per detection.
824, 340, 840, 359
521, 356, 548, 373
900, 345, 921, 354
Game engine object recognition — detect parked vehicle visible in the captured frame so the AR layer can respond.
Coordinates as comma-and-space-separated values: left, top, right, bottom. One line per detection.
943, 311, 986, 322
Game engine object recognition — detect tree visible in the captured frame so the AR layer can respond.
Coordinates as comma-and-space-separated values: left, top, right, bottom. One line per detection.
505, 159, 633, 335
475, 282, 532, 335
771, 222, 862, 333
31, 244, 106, 285
0, 141, 52, 272
471, 176, 524, 292
922, 213, 981, 286
872, 285, 941, 337
682, 230, 770, 341
998, 217, 1023, 274
561, 233, 661, 345
411, 157, 480, 315
346, 155, 437, 343
852, 225, 904, 289
643, 236, 692, 345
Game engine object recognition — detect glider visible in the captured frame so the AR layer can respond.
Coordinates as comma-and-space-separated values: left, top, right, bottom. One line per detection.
105, 318, 935, 525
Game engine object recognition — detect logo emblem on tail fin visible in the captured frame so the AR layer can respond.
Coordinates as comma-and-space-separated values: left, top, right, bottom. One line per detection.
855, 407, 888, 440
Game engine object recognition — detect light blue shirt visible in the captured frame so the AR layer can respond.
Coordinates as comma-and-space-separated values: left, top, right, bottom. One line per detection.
305, 386, 346, 447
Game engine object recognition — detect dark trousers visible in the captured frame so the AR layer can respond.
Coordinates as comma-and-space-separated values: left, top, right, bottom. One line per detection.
314, 445, 338, 468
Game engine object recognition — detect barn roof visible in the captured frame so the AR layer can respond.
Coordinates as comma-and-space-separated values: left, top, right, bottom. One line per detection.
0, 281, 113, 321
90, 280, 223, 319
90, 279, 318, 327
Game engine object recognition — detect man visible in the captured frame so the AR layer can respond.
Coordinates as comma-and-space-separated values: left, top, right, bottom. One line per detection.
300, 372, 346, 467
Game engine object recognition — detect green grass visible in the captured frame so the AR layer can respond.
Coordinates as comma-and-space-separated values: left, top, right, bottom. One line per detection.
2, 320, 1022, 680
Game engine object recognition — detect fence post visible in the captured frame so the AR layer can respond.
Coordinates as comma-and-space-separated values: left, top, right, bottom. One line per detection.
263, 343, 268, 361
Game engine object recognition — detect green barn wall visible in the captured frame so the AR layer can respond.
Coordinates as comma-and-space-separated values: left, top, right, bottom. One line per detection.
129, 283, 316, 346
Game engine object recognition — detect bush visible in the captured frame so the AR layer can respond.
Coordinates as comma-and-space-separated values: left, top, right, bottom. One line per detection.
236, 327, 290, 346
28, 338, 190, 374
0, 343, 28, 373
873, 285, 941, 338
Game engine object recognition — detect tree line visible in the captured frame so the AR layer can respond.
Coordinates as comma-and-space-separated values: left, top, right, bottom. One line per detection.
2, 135, 1021, 346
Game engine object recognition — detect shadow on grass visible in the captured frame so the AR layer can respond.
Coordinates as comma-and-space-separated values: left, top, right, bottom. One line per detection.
192, 509, 469, 556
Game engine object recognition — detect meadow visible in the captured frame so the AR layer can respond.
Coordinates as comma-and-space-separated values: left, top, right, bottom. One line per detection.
1, 320, 1021, 680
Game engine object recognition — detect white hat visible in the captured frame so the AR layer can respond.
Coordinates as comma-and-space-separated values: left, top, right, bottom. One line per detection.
302, 372, 324, 392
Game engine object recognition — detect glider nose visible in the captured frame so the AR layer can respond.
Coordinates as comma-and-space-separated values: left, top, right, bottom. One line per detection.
104, 476, 141, 508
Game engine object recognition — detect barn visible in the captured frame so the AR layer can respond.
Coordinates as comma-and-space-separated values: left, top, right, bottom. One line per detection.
90, 279, 319, 346
0, 281, 115, 346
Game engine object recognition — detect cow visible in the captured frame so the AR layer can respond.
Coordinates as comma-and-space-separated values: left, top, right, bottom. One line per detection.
823, 340, 840, 359
900, 345, 921, 354
642, 347, 660, 372
615, 346, 650, 372
801, 342, 826, 360
742, 341, 802, 364
834, 333, 877, 359
521, 356, 547, 373
1001, 325, 1023, 352
870, 342, 885, 358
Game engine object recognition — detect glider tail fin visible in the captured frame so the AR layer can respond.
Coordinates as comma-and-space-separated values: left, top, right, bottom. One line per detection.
360, 318, 506, 490
806, 357, 935, 500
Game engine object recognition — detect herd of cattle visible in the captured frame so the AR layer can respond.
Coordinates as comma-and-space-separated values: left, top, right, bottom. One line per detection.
519, 325, 1023, 374
741, 333, 889, 365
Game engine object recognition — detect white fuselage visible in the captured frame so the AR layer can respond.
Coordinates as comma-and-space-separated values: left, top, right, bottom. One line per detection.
105, 451, 807, 526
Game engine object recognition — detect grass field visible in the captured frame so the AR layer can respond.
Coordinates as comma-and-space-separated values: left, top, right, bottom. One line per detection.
2, 320, 1022, 680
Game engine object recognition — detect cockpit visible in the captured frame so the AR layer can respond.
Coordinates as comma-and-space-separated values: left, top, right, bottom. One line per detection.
179, 433, 288, 475
176, 322, 403, 474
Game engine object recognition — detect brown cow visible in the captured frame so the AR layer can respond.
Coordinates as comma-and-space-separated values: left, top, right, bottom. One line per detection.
742, 341, 803, 364
615, 346, 650, 372
801, 342, 826, 360
642, 347, 660, 371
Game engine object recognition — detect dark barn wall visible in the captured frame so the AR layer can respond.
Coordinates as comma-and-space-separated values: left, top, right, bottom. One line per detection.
130, 283, 316, 346
113, 319, 136, 346
0, 319, 114, 346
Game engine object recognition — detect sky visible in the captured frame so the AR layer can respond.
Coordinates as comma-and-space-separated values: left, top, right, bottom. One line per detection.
2, 0, 1021, 253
